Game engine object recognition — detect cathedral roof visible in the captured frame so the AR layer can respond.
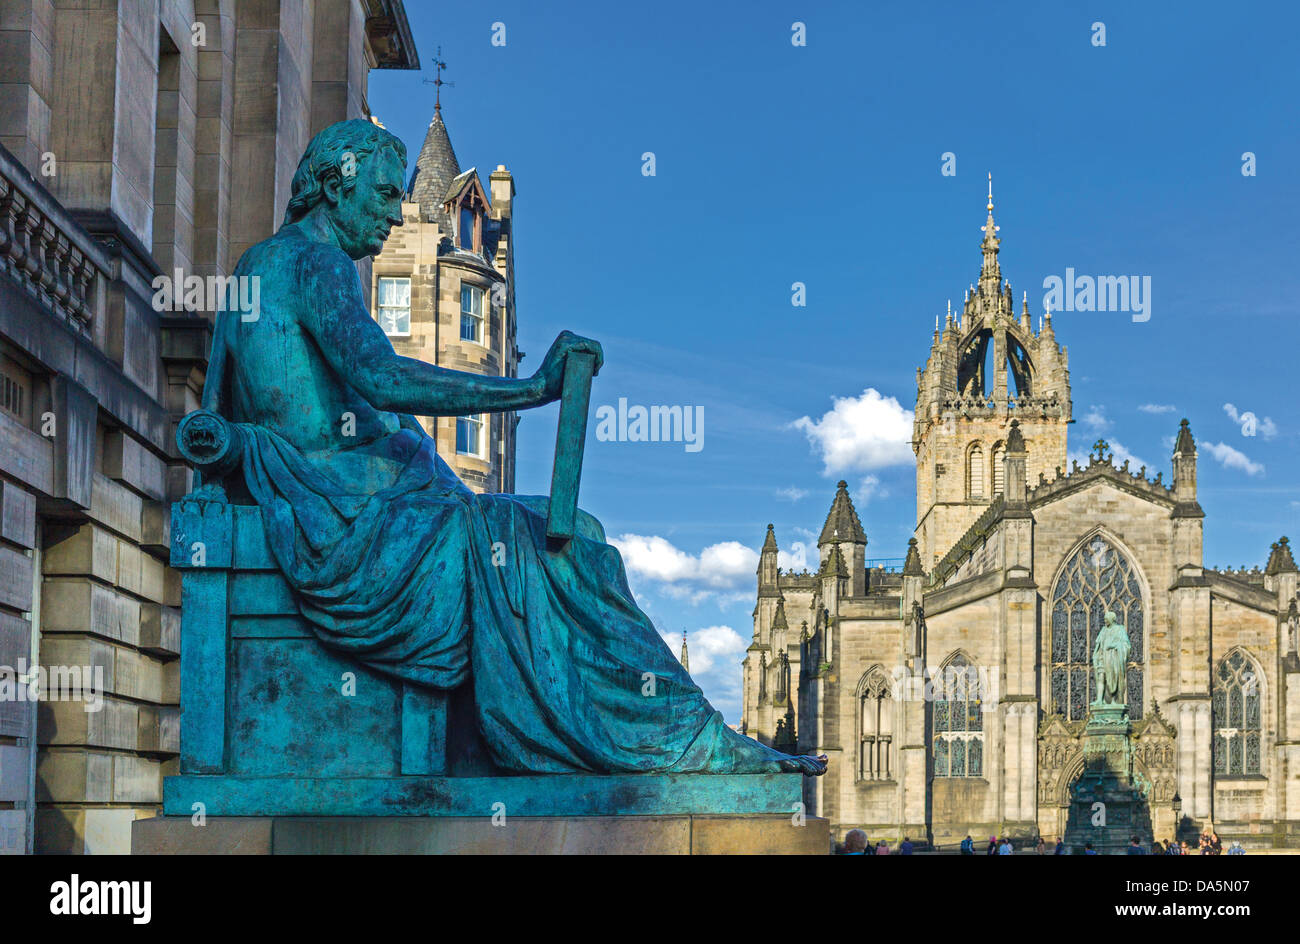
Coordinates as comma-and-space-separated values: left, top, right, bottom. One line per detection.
762, 523, 779, 553
406, 111, 460, 232
1266, 537, 1297, 575
1174, 418, 1196, 455
818, 481, 867, 546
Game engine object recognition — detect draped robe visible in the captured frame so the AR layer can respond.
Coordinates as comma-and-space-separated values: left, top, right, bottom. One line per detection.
231, 420, 789, 775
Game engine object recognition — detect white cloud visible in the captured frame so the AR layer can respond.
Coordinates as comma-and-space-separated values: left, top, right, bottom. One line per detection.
611, 534, 761, 605
658, 624, 747, 679
1081, 405, 1111, 431
1223, 403, 1278, 440
791, 388, 914, 475
779, 541, 811, 573
775, 486, 808, 502
1138, 403, 1176, 414
858, 474, 887, 504
1202, 440, 1265, 476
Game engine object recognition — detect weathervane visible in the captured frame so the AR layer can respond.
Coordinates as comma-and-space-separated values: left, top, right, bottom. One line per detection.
423, 46, 455, 115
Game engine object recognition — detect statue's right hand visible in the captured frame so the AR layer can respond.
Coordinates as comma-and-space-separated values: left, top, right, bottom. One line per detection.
535, 330, 604, 402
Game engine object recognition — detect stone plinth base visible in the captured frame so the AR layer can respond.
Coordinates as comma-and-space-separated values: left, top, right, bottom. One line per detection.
132, 814, 830, 855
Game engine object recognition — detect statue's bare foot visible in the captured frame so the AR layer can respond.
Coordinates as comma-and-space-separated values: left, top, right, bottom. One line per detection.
779, 753, 828, 776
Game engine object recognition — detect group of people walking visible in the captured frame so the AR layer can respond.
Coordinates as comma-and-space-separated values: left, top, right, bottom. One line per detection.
838, 828, 1247, 855
837, 830, 915, 855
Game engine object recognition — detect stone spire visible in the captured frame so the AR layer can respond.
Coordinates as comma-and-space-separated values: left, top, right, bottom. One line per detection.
1172, 418, 1198, 505
757, 523, 781, 596
818, 481, 867, 547
902, 537, 925, 577
679, 631, 690, 673
406, 109, 461, 232
819, 482, 866, 595
978, 172, 1001, 295
819, 542, 849, 578
1266, 537, 1297, 575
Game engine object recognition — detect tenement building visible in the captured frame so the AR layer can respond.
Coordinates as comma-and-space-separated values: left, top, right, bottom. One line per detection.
742, 184, 1300, 850
0, 0, 419, 854
367, 102, 519, 493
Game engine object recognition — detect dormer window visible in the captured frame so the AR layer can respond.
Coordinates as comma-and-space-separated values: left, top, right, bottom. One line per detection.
443, 169, 491, 254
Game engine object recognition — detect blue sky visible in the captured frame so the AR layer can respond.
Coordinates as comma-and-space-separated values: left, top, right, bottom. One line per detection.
368, 1, 1300, 721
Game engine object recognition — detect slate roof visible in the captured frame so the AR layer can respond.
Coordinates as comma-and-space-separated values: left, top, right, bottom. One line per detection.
406, 112, 460, 233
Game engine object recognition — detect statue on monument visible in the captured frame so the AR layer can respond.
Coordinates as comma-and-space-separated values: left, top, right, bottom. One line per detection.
195, 119, 826, 778
1092, 610, 1131, 707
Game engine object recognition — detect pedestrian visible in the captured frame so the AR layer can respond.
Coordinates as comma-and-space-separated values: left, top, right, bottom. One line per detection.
1151, 839, 1165, 855
1164, 839, 1180, 855
960, 834, 975, 855
1126, 836, 1146, 855
875, 839, 890, 856
1227, 841, 1246, 855
986, 835, 998, 855
1210, 832, 1222, 855
998, 837, 1013, 855
842, 829, 869, 855
899, 836, 914, 855
1084, 842, 1098, 855
1035, 836, 1046, 855
1053, 836, 1065, 855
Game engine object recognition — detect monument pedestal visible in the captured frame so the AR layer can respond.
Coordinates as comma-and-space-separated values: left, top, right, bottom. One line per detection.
132, 812, 830, 855
1064, 703, 1154, 854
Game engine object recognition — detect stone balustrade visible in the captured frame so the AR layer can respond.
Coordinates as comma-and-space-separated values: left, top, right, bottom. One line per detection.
0, 143, 110, 334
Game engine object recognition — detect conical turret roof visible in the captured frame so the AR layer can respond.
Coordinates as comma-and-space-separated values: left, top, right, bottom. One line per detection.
406, 111, 460, 233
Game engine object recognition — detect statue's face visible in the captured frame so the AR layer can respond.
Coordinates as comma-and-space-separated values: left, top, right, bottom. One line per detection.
327, 147, 406, 259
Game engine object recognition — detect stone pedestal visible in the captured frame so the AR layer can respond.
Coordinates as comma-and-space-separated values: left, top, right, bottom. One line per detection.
132, 813, 830, 855
1064, 703, 1154, 854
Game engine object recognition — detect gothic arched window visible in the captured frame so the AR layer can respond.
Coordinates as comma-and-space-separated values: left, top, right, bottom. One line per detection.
1049, 535, 1145, 721
1213, 650, 1262, 777
859, 669, 893, 781
967, 444, 984, 500
992, 441, 1005, 496
932, 653, 983, 777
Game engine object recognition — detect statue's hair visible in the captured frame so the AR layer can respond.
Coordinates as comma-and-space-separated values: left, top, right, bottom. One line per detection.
283, 119, 407, 225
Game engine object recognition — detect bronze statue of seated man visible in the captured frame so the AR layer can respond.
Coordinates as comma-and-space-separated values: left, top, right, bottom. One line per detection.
194, 119, 826, 778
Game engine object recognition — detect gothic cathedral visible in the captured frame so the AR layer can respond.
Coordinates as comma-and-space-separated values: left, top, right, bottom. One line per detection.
741, 184, 1300, 850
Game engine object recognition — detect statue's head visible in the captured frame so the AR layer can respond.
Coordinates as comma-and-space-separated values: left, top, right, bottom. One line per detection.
1104, 609, 1117, 624
283, 119, 408, 259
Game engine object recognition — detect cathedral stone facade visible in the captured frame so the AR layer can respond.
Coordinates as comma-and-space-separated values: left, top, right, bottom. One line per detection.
742, 186, 1300, 850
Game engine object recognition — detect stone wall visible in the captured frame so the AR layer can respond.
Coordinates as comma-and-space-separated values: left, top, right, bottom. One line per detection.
0, 0, 416, 854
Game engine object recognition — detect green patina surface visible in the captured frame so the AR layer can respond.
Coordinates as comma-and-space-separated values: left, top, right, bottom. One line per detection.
168, 120, 824, 818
